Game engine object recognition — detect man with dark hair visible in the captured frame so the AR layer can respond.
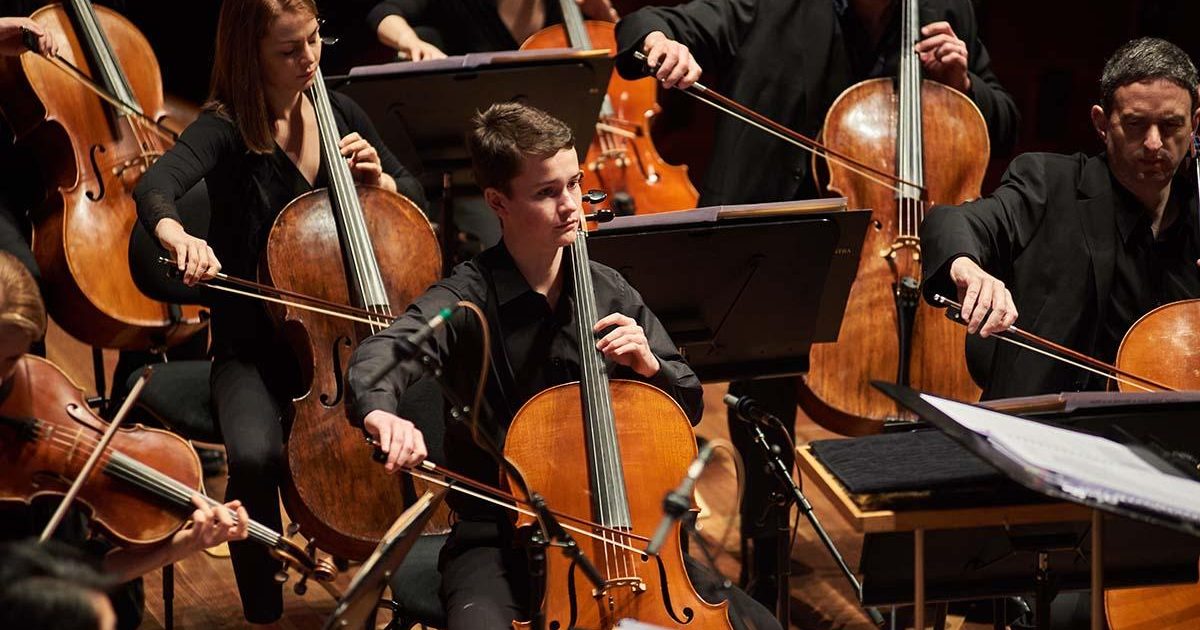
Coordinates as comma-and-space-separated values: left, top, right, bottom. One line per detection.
922, 36, 1200, 398
345, 102, 780, 630
0, 540, 117, 630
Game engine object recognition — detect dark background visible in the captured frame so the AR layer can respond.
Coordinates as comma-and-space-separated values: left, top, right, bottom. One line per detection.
113, 0, 1200, 192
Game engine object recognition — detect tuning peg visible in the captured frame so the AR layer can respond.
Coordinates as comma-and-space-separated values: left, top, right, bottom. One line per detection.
582, 189, 607, 205
274, 570, 289, 584
584, 208, 615, 224
293, 574, 309, 596
286, 522, 301, 537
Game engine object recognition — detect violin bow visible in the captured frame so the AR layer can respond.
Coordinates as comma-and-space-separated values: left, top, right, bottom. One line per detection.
932, 294, 1174, 393
39, 370, 152, 542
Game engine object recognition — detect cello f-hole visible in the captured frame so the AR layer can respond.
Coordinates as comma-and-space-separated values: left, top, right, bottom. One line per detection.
86, 144, 107, 201
319, 335, 354, 407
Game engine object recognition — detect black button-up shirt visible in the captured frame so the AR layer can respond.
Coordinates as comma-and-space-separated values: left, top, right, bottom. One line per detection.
1098, 179, 1200, 369
346, 242, 702, 520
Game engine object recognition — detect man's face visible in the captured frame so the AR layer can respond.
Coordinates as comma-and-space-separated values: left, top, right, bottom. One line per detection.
1093, 79, 1199, 199
487, 147, 583, 251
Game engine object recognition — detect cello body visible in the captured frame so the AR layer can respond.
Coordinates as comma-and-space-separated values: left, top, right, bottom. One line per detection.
0, 3, 205, 350
502, 223, 730, 629
798, 0, 986, 436
262, 72, 442, 561
1103, 299, 1200, 629
521, 9, 698, 215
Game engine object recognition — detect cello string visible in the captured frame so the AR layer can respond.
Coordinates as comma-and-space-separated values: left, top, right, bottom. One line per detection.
573, 236, 617, 577
308, 75, 376, 320
579, 230, 636, 578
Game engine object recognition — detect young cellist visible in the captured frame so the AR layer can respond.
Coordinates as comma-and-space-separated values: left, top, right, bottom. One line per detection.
132, 0, 427, 622
345, 102, 780, 630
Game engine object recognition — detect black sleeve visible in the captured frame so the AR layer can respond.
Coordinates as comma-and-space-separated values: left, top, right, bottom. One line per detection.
346, 276, 475, 427
133, 112, 237, 236
366, 0, 430, 32
614, 0, 757, 80
612, 281, 704, 426
920, 152, 1056, 304
336, 92, 430, 212
951, 0, 1020, 157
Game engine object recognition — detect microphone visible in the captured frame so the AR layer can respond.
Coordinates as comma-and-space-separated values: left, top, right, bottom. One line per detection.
645, 441, 716, 556
395, 304, 459, 358
723, 393, 779, 428
362, 304, 460, 387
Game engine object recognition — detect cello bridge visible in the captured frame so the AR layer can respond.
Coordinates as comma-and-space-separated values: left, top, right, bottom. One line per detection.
591, 576, 647, 598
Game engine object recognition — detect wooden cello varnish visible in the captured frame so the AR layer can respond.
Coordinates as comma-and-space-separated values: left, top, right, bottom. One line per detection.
799, 0, 986, 435
263, 69, 442, 561
521, 0, 698, 215
0, 1, 206, 350
502, 222, 731, 629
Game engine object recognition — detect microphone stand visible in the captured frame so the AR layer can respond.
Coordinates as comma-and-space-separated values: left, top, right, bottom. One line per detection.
732, 409, 886, 627
396, 345, 606, 630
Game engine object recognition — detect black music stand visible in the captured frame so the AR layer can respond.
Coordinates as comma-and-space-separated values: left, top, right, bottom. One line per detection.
869, 382, 1200, 628
587, 201, 870, 382
328, 49, 613, 269
322, 488, 448, 630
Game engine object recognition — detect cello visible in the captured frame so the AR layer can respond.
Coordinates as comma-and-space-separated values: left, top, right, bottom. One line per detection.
501, 220, 731, 628
262, 68, 442, 561
521, 0, 698, 215
0, 1, 206, 350
1103, 298, 1200, 630
799, 0, 987, 435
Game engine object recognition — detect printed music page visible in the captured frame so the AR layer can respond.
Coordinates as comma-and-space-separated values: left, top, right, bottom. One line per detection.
920, 394, 1200, 524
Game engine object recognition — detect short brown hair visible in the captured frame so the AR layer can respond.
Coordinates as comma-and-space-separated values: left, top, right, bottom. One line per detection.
207, 0, 319, 154
467, 103, 574, 193
0, 252, 45, 340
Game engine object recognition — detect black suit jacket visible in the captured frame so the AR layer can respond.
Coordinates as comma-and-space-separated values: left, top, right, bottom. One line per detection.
615, 0, 1018, 206
921, 152, 1200, 399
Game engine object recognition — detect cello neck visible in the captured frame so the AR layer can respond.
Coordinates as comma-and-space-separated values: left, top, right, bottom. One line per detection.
306, 71, 391, 317
568, 230, 633, 530
64, 0, 142, 114
557, 0, 593, 50
896, 0, 925, 236
556, 0, 615, 117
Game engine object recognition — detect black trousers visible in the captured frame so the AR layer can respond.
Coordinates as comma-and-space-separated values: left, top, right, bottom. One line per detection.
726, 376, 797, 608
210, 356, 285, 624
438, 523, 782, 630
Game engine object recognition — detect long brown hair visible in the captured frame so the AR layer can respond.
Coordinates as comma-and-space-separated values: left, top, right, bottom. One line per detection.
0, 252, 46, 340
206, 0, 318, 154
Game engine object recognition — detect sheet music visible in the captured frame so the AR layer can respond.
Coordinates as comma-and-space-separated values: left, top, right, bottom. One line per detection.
920, 394, 1200, 524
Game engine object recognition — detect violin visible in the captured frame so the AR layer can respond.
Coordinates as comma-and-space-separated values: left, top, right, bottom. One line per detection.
0, 1, 206, 350
262, 68, 442, 561
0, 355, 333, 589
500, 222, 731, 628
521, 0, 698, 215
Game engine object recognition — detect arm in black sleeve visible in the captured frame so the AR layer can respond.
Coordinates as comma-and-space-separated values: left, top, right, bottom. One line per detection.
620, 284, 704, 425
366, 0, 430, 33
133, 112, 236, 235
337, 93, 430, 212
614, 0, 757, 80
346, 283, 464, 427
920, 152, 1054, 304
951, 0, 1020, 157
